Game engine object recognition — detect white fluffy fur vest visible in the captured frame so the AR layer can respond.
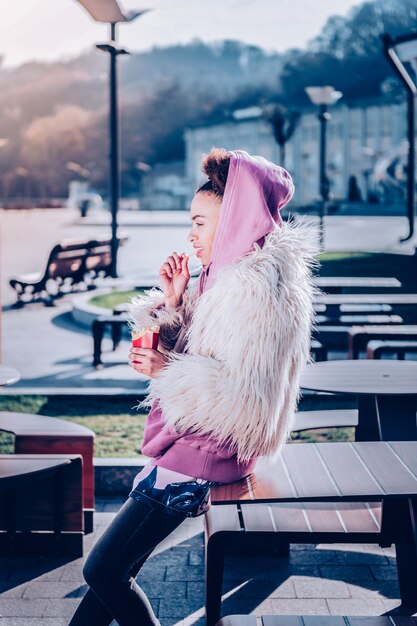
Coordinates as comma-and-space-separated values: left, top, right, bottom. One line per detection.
128, 216, 322, 463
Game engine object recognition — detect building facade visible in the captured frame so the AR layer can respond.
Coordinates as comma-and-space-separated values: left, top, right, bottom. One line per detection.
184, 100, 409, 207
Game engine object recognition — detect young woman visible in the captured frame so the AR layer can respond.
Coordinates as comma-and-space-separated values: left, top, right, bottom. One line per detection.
68, 148, 321, 626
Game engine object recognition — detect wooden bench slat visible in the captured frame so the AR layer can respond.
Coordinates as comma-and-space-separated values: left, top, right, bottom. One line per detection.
262, 618, 304, 626
292, 410, 358, 433
263, 503, 310, 533
314, 443, 384, 498
231, 502, 381, 535
388, 441, 417, 477
337, 501, 381, 533
216, 618, 417, 626
205, 504, 242, 535
303, 502, 347, 533
281, 445, 340, 500
353, 441, 417, 495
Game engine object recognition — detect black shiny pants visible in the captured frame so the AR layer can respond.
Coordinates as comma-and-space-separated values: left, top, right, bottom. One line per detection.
67, 493, 188, 626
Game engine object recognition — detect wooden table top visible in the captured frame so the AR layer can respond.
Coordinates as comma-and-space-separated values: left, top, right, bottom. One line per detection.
313, 277, 401, 288
0, 454, 76, 483
0, 366, 20, 387
0, 412, 94, 437
300, 359, 417, 396
210, 441, 417, 505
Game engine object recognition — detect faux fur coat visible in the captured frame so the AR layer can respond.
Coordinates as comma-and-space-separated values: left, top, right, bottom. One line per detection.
128, 216, 322, 464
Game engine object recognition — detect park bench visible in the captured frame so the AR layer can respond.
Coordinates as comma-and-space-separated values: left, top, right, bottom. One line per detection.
316, 313, 403, 326
315, 294, 417, 324
205, 440, 417, 626
313, 276, 401, 293
0, 454, 84, 556
0, 412, 95, 533
366, 339, 417, 359
348, 325, 417, 359
216, 617, 417, 625
9, 234, 128, 307
312, 319, 410, 353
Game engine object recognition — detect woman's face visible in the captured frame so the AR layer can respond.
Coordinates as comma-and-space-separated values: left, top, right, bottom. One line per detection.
187, 191, 222, 266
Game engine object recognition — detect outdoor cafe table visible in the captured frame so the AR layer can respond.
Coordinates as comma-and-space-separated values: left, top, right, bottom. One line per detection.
209, 441, 417, 608
0, 366, 20, 387
299, 360, 417, 441
210, 440, 417, 505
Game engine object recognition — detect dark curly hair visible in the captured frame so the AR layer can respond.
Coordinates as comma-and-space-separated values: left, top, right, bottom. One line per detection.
196, 147, 230, 199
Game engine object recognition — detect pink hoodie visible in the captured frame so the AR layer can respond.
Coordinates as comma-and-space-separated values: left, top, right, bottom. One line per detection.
140, 150, 295, 483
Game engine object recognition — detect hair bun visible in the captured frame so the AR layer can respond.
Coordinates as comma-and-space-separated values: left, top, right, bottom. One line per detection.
201, 147, 230, 196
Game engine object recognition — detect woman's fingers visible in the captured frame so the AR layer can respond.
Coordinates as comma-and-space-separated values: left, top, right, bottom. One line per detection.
172, 252, 182, 269
161, 261, 173, 278
181, 253, 190, 277
160, 251, 190, 279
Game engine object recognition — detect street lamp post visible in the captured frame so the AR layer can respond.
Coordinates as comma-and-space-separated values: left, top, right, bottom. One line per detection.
382, 32, 417, 244
74, 1, 150, 277
305, 86, 343, 249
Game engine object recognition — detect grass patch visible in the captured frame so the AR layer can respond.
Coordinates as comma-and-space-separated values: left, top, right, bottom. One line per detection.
0, 396, 147, 457
290, 427, 355, 443
319, 252, 375, 261
0, 396, 357, 457
90, 289, 144, 310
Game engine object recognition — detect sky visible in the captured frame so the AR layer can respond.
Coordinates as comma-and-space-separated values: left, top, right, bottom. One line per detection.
1, 0, 364, 68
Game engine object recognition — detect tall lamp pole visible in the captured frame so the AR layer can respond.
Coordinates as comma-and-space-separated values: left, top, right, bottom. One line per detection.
305, 86, 343, 249
74, 1, 150, 277
382, 32, 417, 244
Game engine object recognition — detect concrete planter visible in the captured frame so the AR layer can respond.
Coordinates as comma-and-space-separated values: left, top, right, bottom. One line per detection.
71, 279, 157, 328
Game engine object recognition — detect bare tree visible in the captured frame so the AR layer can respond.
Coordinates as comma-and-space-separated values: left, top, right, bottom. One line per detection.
264, 103, 300, 168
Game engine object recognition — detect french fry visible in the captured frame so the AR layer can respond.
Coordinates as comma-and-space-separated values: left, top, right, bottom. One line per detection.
131, 325, 160, 349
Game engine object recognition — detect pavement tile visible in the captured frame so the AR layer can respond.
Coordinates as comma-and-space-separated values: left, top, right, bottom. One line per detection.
59, 566, 86, 582
43, 598, 91, 617
138, 580, 187, 600
159, 596, 207, 618
326, 598, 388, 615
289, 550, 346, 566
294, 579, 350, 599
166, 565, 205, 582
22, 581, 83, 599
319, 565, 374, 582
1, 617, 68, 626
0, 598, 47, 617
347, 580, 400, 599
137, 562, 168, 581
0, 583, 28, 599
270, 599, 329, 614
369, 565, 399, 581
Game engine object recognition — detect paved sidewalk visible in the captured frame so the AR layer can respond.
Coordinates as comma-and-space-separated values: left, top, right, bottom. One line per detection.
0, 495, 404, 626
2, 299, 150, 393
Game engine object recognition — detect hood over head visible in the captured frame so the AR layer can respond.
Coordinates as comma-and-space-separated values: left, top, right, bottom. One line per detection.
198, 149, 295, 294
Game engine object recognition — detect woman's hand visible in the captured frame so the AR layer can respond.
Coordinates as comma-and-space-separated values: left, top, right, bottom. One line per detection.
159, 251, 190, 309
129, 347, 169, 378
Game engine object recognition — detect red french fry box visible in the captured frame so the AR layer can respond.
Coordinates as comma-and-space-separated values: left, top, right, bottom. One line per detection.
131, 326, 160, 350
